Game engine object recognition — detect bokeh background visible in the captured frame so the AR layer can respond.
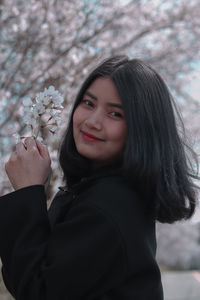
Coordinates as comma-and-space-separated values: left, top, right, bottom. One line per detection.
0, 0, 200, 299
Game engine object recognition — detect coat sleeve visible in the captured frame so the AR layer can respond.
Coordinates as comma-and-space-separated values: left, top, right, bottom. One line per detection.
0, 185, 126, 300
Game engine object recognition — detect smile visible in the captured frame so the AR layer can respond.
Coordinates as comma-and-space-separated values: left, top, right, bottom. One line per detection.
81, 131, 104, 142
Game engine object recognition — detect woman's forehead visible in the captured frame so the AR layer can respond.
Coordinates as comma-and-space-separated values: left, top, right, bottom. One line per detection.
85, 77, 122, 103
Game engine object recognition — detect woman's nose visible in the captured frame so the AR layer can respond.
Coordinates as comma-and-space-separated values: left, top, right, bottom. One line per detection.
84, 111, 103, 130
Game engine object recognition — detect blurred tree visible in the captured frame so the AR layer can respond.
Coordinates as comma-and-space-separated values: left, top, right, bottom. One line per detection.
156, 221, 200, 270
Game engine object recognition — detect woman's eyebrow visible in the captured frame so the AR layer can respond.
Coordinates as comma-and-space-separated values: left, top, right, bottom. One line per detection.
84, 91, 123, 109
85, 91, 97, 100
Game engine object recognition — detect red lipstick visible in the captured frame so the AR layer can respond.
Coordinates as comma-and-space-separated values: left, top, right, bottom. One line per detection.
81, 131, 103, 142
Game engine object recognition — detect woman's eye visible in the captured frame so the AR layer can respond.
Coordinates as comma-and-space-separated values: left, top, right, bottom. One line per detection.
82, 99, 94, 107
110, 111, 123, 118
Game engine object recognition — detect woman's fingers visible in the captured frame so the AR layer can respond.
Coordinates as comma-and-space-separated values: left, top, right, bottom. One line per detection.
24, 137, 37, 151
14, 136, 50, 162
15, 141, 27, 153
35, 139, 50, 160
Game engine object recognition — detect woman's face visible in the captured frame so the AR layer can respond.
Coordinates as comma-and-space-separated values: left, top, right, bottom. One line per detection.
73, 77, 127, 167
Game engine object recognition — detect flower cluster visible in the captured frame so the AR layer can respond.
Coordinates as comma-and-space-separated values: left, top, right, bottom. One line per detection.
13, 86, 64, 143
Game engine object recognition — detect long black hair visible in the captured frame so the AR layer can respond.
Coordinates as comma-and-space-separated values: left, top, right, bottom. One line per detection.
58, 55, 199, 223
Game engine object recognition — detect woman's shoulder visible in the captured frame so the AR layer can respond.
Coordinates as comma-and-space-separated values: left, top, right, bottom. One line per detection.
87, 174, 135, 197
79, 174, 146, 221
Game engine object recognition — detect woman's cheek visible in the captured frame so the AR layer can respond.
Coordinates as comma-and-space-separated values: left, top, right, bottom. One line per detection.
73, 107, 81, 127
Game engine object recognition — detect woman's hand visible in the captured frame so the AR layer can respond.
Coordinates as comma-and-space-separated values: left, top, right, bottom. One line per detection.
5, 137, 52, 191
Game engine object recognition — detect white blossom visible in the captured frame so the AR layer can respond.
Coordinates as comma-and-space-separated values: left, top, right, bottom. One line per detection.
50, 125, 58, 132
46, 86, 55, 94
35, 92, 51, 106
52, 114, 62, 126
49, 109, 60, 117
34, 103, 46, 115
24, 111, 38, 127
18, 86, 64, 140
51, 94, 64, 106
22, 97, 33, 107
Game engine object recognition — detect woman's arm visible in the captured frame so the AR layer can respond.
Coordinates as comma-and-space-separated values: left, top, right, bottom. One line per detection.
0, 185, 126, 300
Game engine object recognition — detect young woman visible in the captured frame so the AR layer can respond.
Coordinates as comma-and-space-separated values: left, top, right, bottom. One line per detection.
0, 55, 199, 300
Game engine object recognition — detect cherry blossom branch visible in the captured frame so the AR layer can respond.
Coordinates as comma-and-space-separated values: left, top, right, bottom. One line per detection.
13, 86, 64, 143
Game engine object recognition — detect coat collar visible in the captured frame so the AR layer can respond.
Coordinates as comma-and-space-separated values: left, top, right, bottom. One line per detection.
58, 164, 121, 194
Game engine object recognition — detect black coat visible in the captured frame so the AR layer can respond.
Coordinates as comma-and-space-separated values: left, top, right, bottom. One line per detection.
0, 172, 163, 300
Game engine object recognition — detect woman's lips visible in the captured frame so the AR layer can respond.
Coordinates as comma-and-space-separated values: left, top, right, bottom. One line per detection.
81, 131, 104, 142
